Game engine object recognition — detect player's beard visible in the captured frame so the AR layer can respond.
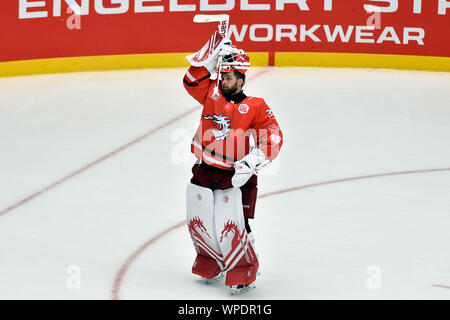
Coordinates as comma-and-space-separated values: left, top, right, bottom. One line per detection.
221, 81, 239, 97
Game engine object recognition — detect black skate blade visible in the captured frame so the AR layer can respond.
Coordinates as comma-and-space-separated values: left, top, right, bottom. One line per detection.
230, 283, 256, 296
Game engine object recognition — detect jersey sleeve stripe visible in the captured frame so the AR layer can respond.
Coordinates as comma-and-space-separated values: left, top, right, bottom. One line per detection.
183, 78, 199, 87
184, 73, 211, 85
186, 70, 196, 82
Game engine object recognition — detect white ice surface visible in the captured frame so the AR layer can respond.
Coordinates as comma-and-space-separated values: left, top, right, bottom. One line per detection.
0, 67, 449, 299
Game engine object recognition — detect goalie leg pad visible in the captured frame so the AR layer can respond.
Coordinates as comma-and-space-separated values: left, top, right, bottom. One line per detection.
186, 183, 224, 278
213, 187, 259, 286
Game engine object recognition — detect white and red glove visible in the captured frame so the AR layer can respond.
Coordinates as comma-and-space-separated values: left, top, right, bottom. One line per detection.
185, 30, 239, 75
231, 148, 271, 188
205, 41, 240, 75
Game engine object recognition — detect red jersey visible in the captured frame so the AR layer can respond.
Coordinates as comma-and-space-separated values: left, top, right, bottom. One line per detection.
184, 66, 283, 170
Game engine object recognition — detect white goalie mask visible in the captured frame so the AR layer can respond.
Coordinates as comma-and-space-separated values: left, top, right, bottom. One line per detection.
221, 47, 251, 74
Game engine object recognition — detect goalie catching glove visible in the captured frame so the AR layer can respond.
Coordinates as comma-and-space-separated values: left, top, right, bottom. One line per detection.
231, 148, 271, 188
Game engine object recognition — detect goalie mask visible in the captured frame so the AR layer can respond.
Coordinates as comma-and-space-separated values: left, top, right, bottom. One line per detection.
221, 47, 250, 74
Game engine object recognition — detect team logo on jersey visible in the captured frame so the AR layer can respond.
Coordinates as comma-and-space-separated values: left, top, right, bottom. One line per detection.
238, 104, 249, 114
266, 109, 274, 118
203, 113, 231, 141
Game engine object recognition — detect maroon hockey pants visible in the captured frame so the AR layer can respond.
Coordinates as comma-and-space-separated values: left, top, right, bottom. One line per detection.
190, 162, 258, 220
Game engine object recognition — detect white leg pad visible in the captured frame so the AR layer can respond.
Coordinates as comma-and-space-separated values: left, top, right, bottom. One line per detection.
213, 187, 248, 270
186, 183, 224, 269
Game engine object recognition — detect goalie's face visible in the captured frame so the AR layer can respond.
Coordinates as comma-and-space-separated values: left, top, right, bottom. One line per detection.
221, 72, 243, 96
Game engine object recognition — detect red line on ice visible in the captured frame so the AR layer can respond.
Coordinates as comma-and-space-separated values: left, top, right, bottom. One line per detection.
111, 220, 187, 300
0, 105, 199, 217
111, 167, 450, 299
258, 167, 450, 199
432, 284, 450, 289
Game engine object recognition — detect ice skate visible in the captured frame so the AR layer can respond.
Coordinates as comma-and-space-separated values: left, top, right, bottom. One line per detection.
230, 283, 256, 295
203, 271, 225, 284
